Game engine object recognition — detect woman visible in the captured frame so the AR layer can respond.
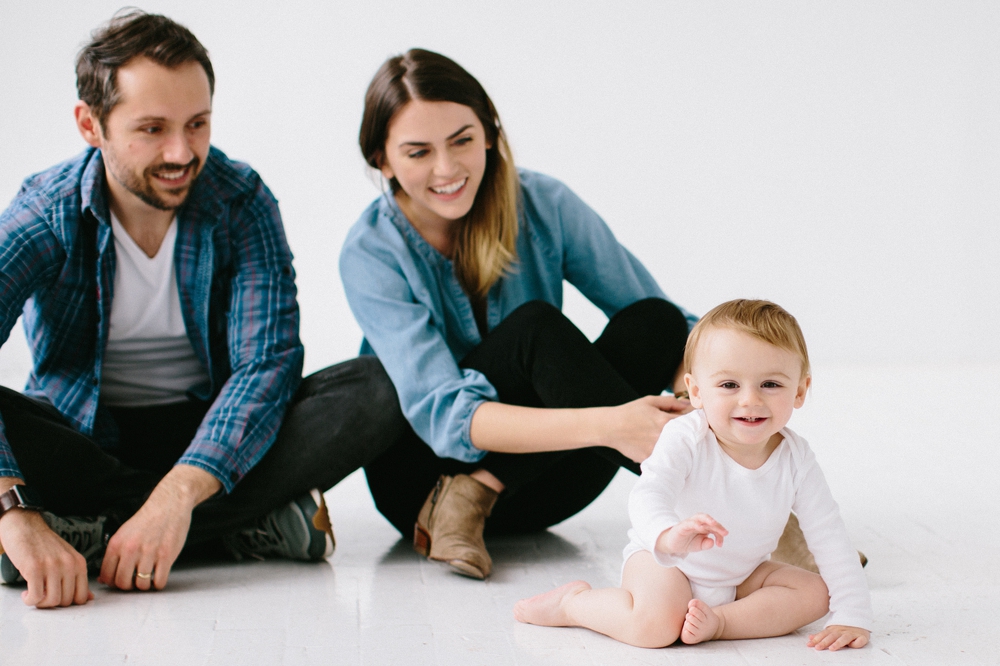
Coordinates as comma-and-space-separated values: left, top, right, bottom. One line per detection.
340, 49, 695, 580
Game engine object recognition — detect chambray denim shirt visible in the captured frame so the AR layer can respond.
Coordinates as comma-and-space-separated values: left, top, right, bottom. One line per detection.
0, 147, 303, 492
340, 170, 696, 463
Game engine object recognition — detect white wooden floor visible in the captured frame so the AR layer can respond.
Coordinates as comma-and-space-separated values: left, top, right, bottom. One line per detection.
1, 362, 998, 665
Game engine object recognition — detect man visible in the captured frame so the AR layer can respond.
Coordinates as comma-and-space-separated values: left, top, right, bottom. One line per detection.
0, 10, 405, 608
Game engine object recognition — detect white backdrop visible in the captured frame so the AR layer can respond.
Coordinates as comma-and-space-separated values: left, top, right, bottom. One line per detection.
1, 1, 997, 382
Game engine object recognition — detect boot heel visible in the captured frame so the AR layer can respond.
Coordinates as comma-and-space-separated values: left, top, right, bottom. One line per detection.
413, 524, 431, 556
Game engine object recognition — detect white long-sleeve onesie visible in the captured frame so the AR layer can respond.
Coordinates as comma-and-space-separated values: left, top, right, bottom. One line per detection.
624, 410, 873, 630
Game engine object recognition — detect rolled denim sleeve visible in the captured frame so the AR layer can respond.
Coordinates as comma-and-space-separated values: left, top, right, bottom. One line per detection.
340, 217, 495, 463
181, 176, 304, 492
524, 172, 698, 329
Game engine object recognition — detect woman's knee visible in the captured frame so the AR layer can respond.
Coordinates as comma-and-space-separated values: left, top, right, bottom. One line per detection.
502, 300, 568, 332
615, 298, 689, 341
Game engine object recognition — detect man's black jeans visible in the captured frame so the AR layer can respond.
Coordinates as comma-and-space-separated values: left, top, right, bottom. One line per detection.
0, 356, 409, 547
364, 298, 690, 536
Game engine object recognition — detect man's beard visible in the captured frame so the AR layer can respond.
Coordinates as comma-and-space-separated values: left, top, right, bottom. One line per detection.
109, 156, 201, 211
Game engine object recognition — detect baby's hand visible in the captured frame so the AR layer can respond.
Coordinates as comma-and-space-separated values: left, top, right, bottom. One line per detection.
807, 625, 870, 651
656, 513, 728, 555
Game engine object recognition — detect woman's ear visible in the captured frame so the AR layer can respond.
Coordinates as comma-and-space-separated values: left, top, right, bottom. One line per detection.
376, 152, 394, 181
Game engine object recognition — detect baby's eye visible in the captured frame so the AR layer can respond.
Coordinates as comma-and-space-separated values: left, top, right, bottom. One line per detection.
720, 381, 739, 389
761, 381, 782, 389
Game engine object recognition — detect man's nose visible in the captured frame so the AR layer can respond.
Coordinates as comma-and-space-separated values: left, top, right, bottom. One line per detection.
161, 131, 194, 165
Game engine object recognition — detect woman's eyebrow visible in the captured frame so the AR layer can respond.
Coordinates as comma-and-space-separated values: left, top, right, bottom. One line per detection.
399, 124, 474, 147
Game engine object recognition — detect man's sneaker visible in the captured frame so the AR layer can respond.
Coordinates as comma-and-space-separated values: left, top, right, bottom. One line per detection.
222, 489, 335, 562
1, 513, 108, 585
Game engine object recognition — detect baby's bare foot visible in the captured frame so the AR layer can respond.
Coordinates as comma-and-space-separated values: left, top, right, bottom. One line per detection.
681, 598, 721, 644
513, 580, 592, 627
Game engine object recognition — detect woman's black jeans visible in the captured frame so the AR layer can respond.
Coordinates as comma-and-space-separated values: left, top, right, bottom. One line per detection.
364, 297, 690, 536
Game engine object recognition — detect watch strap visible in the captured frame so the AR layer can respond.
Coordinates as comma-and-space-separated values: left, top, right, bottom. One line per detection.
0, 485, 43, 515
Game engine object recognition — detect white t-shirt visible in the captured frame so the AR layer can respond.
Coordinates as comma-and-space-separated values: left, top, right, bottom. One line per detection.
625, 410, 873, 630
99, 213, 210, 407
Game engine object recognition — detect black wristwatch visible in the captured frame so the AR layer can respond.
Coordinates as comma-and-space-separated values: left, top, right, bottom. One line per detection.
0, 485, 43, 517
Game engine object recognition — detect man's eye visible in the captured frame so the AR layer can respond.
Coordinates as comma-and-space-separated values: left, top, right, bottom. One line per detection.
189, 120, 207, 130
142, 126, 162, 134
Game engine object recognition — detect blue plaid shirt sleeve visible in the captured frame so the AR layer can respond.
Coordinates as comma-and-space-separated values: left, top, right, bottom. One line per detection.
179, 175, 304, 492
0, 186, 68, 480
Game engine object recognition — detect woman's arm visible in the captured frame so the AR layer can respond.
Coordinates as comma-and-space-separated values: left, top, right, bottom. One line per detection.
469, 394, 689, 461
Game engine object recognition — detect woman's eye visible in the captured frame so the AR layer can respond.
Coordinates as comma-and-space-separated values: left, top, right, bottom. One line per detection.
408, 149, 428, 159
453, 136, 473, 146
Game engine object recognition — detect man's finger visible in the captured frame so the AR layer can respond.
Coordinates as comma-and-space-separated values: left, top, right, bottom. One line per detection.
74, 569, 91, 605
135, 556, 156, 591
21, 572, 44, 607
98, 548, 119, 585
39, 572, 62, 608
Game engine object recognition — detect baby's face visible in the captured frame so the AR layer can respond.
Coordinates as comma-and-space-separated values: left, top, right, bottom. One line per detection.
685, 327, 810, 456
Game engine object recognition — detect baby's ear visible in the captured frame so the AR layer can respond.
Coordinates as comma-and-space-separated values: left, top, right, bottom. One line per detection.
685, 373, 703, 408
793, 375, 811, 408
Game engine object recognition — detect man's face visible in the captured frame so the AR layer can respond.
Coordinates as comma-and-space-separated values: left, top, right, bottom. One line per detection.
95, 57, 212, 211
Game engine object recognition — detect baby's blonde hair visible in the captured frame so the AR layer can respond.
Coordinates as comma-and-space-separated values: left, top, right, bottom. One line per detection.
683, 299, 810, 378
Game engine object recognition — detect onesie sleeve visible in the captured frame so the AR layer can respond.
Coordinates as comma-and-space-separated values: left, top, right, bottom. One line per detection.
790, 437, 874, 631
628, 411, 704, 567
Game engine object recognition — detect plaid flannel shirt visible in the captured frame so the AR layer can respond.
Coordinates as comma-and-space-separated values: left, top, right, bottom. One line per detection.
0, 146, 303, 493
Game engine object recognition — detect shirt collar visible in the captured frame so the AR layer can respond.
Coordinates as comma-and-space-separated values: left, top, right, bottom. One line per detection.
79, 148, 112, 227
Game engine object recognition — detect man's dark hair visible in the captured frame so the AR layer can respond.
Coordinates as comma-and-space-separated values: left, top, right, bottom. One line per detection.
76, 9, 215, 130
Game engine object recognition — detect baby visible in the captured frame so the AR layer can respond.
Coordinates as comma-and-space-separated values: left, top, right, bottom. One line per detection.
514, 299, 872, 650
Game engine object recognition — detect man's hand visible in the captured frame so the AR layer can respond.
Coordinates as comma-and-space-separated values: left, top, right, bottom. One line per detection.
98, 465, 220, 592
807, 625, 870, 651
0, 506, 93, 608
605, 394, 693, 463
655, 513, 729, 556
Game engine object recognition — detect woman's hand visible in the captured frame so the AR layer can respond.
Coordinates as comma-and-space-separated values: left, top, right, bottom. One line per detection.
602, 394, 692, 463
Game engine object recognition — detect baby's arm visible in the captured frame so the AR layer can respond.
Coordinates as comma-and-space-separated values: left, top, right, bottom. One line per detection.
807, 625, 870, 651
654, 513, 728, 556
628, 414, 703, 562
790, 437, 874, 636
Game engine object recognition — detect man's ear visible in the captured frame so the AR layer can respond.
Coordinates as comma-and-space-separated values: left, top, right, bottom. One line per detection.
74, 102, 103, 148
684, 373, 703, 408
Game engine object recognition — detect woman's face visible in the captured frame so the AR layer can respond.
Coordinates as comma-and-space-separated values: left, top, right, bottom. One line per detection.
380, 99, 490, 231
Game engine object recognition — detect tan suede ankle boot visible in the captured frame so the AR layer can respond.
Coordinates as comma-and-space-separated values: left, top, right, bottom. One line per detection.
771, 513, 868, 572
413, 474, 498, 580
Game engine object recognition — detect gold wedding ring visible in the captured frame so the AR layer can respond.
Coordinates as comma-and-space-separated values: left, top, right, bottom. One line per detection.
135, 571, 153, 580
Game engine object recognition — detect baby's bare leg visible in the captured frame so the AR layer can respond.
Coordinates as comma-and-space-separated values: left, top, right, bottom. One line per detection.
515, 551, 692, 648
710, 561, 830, 640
